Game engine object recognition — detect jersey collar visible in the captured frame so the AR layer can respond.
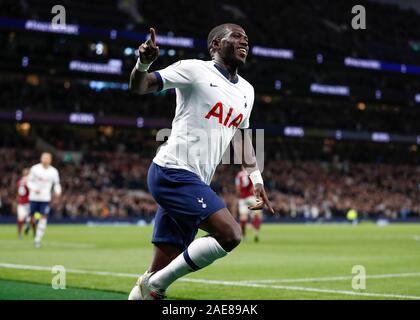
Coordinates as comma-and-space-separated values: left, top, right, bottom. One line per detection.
213, 63, 239, 84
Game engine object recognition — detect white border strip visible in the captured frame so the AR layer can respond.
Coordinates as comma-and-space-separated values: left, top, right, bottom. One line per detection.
1, 262, 419, 300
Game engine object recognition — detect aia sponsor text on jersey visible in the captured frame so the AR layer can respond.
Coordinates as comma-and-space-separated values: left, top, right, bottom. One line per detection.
205, 102, 244, 128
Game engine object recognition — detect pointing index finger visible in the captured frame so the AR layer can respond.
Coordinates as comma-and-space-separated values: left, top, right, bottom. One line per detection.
150, 27, 156, 45
261, 189, 275, 214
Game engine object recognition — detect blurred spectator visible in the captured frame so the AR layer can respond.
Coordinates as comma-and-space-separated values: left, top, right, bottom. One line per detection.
1, 145, 418, 220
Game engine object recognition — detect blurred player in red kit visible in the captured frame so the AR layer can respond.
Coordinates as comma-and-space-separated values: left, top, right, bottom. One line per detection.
16, 168, 31, 238
235, 169, 262, 242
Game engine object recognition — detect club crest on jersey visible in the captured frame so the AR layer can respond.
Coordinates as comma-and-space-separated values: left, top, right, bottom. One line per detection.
197, 197, 207, 209
205, 102, 243, 128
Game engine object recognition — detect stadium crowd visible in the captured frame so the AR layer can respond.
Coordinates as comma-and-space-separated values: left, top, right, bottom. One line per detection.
1, 0, 420, 221
0, 148, 157, 220
264, 160, 420, 219
1, 140, 419, 221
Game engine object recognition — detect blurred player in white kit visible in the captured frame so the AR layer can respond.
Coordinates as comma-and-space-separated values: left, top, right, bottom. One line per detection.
236, 169, 262, 242
25, 152, 62, 248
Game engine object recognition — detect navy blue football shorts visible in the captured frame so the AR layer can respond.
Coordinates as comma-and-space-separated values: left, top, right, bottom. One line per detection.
29, 201, 50, 216
148, 161, 226, 250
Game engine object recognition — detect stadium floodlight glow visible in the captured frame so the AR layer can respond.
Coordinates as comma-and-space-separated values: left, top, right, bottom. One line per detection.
371, 132, 390, 143
110, 29, 118, 39
88, 81, 128, 91
310, 83, 350, 96
124, 47, 134, 56
415, 94, 420, 103
21, 56, 29, 67
284, 126, 304, 137
69, 113, 95, 125
316, 53, 323, 64
69, 59, 122, 75
154, 35, 194, 48
95, 42, 104, 55
251, 46, 294, 59
15, 110, 23, 121
344, 57, 381, 70
168, 49, 176, 57
136, 117, 144, 128
25, 20, 79, 35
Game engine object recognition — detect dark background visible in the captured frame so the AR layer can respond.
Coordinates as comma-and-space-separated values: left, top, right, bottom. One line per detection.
0, 0, 419, 222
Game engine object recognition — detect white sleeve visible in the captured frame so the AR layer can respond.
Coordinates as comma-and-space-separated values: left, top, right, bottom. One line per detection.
239, 88, 254, 129
239, 115, 250, 129
154, 59, 199, 91
53, 170, 62, 196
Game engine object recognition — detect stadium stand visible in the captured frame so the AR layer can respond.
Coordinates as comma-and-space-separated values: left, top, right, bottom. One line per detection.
1, 0, 419, 222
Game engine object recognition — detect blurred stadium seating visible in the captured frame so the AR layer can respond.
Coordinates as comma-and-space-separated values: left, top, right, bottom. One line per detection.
0, 0, 419, 222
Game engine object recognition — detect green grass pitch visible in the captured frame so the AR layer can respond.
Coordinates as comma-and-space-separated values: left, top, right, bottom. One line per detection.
0, 223, 419, 300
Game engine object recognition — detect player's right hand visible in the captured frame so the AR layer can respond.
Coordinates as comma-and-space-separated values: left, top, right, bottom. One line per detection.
249, 183, 276, 215
139, 27, 159, 64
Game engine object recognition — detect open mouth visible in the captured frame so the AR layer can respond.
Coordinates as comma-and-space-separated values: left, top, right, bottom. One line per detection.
237, 48, 248, 56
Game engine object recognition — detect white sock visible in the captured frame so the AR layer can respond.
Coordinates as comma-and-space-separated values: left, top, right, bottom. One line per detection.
149, 236, 227, 290
35, 218, 47, 242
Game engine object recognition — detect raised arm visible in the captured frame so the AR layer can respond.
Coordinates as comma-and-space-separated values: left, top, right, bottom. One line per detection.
129, 27, 161, 95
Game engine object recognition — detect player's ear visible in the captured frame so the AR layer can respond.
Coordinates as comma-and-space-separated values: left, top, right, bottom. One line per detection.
212, 38, 221, 52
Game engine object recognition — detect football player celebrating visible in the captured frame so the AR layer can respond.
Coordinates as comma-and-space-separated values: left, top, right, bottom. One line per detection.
128, 24, 274, 300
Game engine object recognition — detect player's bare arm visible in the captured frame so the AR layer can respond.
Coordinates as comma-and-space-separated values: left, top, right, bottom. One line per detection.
233, 129, 275, 214
129, 27, 161, 95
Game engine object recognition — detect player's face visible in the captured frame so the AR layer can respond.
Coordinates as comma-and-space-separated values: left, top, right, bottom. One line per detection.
220, 26, 249, 66
41, 153, 52, 166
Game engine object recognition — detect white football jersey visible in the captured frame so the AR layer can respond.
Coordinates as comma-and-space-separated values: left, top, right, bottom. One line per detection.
27, 163, 62, 202
152, 59, 255, 185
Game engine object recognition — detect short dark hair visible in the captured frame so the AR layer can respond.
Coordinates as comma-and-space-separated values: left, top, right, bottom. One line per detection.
207, 23, 243, 56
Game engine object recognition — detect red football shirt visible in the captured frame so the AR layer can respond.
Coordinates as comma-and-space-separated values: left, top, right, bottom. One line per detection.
17, 177, 29, 204
235, 171, 254, 199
